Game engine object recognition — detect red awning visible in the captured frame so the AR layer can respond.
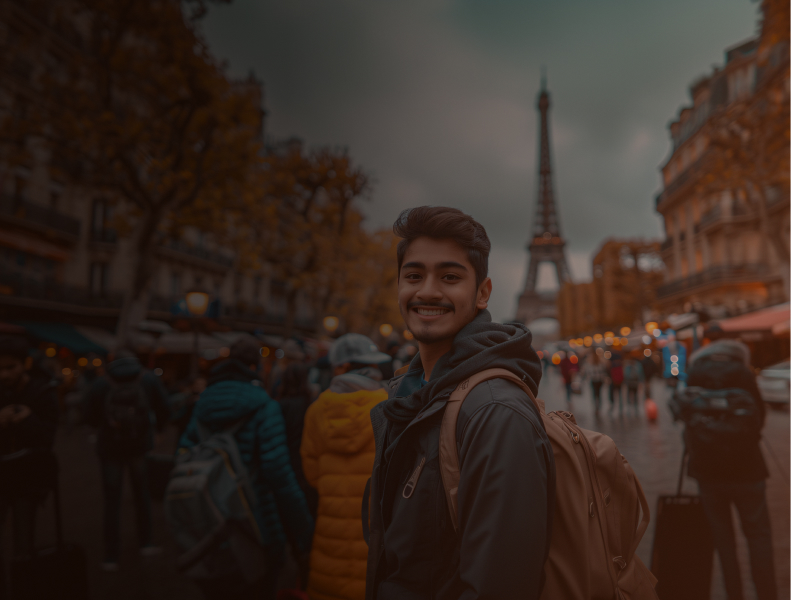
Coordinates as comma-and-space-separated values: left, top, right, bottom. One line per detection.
716, 303, 790, 334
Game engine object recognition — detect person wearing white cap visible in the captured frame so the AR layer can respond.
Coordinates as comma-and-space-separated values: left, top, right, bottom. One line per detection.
299, 333, 390, 600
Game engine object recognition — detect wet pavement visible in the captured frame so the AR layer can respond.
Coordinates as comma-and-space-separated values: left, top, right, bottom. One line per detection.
538, 367, 790, 600
4, 369, 788, 599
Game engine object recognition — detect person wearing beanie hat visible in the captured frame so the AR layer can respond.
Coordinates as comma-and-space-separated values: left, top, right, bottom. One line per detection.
300, 334, 390, 600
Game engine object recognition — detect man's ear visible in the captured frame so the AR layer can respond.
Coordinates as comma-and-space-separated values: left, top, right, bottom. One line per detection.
476, 277, 492, 310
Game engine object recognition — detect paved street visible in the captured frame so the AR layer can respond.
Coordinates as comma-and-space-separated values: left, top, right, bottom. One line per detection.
4, 369, 788, 600
538, 367, 790, 600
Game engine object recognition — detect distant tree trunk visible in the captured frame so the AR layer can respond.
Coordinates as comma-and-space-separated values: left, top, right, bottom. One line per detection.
116, 209, 161, 347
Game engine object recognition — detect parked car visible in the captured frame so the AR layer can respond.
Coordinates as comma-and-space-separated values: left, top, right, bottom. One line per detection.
757, 360, 790, 407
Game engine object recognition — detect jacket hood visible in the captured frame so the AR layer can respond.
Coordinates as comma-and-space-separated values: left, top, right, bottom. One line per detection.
194, 362, 267, 425
310, 387, 388, 454
107, 356, 142, 381
329, 369, 384, 393
383, 309, 542, 440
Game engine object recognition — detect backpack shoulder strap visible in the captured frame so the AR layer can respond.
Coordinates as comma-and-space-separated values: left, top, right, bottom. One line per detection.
439, 367, 541, 533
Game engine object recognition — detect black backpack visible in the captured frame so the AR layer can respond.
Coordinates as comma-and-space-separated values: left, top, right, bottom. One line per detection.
670, 386, 762, 449
104, 375, 150, 448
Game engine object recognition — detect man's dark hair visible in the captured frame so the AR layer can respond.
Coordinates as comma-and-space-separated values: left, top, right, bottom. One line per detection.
393, 206, 491, 287
0, 335, 30, 362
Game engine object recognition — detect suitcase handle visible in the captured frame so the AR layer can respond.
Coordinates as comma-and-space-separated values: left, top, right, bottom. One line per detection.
675, 447, 688, 496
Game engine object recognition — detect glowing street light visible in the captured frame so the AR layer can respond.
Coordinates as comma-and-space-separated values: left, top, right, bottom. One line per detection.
645, 321, 659, 334
323, 316, 340, 333
620, 337, 629, 345
379, 323, 393, 337
620, 327, 631, 336
185, 290, 210, 317
583, 336, 593, 347
593, 333, 603, 343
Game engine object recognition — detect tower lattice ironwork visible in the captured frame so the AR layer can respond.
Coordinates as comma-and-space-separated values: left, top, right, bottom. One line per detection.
515, 74, 572, 325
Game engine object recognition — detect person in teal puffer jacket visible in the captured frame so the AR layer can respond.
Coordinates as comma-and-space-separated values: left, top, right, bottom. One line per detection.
178, 337, 314, 600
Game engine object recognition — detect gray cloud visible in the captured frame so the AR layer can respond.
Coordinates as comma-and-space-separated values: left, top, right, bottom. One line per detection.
201, 0, 758, 322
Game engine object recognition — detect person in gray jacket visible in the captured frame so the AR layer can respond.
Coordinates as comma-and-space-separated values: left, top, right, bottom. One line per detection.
364, 206, 555, 600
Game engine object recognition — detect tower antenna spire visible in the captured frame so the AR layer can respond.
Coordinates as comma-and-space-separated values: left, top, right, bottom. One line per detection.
515, 72, 572, 325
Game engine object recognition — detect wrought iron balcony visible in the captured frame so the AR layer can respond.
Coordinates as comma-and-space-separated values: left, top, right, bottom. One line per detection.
0, 195, 81, 239
657, 264, 770, 299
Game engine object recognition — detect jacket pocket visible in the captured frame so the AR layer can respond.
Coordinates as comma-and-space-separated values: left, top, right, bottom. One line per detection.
402, 455, 426, 498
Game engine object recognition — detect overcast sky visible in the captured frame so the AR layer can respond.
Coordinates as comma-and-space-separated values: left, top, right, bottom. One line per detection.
201, 0, 759, 323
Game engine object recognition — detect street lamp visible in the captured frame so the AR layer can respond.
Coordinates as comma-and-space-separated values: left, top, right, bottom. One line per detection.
186, 290, 210, 379
323, 316, 339, 333
186, 290, 210, 317
379, 323, 393, 337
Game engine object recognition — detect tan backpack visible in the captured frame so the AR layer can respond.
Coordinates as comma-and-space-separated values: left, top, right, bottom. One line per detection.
439, 368, 659, 600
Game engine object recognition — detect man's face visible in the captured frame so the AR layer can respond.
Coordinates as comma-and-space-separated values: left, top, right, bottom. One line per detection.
398, 237, 492, 345
0, 355, 26, 388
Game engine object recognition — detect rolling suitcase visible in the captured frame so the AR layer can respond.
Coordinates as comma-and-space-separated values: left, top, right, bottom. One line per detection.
10, 477, 89, 600
651, 450, 714, 600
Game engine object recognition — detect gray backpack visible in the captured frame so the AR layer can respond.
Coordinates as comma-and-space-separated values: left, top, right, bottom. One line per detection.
164, 415, 269, 587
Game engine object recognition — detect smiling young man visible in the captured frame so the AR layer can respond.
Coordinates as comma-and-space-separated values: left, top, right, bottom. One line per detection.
364, 207, 555, 600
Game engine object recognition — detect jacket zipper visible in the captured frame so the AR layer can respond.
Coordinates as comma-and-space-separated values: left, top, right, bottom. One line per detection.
402, 456, 426, 498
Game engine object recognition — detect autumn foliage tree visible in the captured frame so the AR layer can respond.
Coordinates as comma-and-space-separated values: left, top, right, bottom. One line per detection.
244, 139, 401, 337
697, 0, 790, 298
1, 0, 264, 343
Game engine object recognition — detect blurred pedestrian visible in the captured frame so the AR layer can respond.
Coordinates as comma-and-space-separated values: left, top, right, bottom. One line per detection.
300, 333, 390, 600
559, 354, 577, 406
641, 352, 658, 381
268, 339, 305, 398
0, 336, 59, 558
82, 349, 170, 571
276, 362, 318, 519
682, 340, 777, 600
168, 376, 206, 442
378, 340, 401, 381
607, 350, 624, 415
581, 351, 607, 415
623, 355, 645, 414
177, 337, 314, 600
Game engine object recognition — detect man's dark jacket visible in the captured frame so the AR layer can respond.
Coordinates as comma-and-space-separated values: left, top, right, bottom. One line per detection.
83, 356, 170, 457
364, 310, 556, 600
685, 342, 768, 483
0, 375, 59, 495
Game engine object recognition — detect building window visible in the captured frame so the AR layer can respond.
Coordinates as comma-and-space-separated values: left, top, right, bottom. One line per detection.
89, 262, 107, 296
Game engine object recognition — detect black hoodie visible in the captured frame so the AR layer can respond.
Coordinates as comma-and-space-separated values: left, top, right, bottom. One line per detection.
365, 310, 555, 600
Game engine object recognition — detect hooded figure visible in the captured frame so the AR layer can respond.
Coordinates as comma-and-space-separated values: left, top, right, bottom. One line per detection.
300, 333, 390, 600
177, 338, 314, 599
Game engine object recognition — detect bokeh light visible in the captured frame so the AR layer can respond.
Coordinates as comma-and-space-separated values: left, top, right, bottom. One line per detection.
45, 347, 57, 357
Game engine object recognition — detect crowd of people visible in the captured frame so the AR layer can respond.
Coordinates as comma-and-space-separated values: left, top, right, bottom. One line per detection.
0, 205, 781, 600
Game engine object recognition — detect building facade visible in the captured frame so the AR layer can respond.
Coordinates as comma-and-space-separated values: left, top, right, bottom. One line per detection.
557, 238, 664, 338
0, 0, 317, 338
654, 32, 790, 316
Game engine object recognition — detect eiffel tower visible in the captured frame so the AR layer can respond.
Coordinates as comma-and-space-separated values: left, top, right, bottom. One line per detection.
515, 73, 572, 325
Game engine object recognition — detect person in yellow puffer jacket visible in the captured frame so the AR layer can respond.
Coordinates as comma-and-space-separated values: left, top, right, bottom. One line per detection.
301, 333, 392, 600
